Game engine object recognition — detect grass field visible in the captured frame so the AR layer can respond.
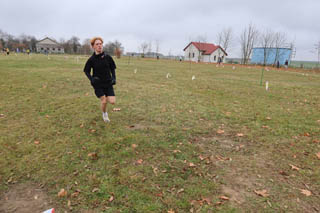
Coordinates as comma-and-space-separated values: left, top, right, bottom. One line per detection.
0, 54, 319, 212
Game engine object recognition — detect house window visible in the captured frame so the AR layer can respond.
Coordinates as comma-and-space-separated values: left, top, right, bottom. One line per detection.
192, 53, 195, 58
214, 56, 216, 61
47, 48, 49, 50
41, 47, 44, 50
58, 48, 61, 51
53, 48, 55, 51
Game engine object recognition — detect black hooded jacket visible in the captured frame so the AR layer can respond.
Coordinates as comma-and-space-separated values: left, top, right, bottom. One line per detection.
83, 52, 116, 86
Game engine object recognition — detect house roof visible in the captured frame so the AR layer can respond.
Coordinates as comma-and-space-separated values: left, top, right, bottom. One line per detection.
36, 37, 59, 45
183, 42, 228, 56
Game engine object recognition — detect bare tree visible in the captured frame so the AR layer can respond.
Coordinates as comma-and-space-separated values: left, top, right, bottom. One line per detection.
273, 32, 287, 66
259, 29, 275, 66
81, 38, 92, 55
217, 27, 233, 53
155, 39, 160, 59
315, 41, 320, 68
240, 23, 259, 64
147, 41, 152, 54
139, 42, 148, 57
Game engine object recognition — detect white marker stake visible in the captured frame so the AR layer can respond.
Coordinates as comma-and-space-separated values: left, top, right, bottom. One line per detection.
192, 75, 195, 80
232, 66, 236, 70
166, 73, 171, 78
134, 68, 137, 73
266, 81, 269, 91
42, 208, 55, 213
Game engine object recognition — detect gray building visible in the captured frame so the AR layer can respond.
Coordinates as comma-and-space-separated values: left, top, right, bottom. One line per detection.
36, 37, 64, 54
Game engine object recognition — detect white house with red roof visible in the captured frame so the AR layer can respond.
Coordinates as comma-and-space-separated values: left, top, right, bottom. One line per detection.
183, 42, 227, 63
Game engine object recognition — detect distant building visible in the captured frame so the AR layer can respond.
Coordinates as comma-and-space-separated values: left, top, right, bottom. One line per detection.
126, 52, 164, 58
183, 42, 228, 63
36, 37, 64, 54
251, 47, 292, 65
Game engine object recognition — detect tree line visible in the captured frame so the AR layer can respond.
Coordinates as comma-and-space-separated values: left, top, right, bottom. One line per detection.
0, 29, 124, 56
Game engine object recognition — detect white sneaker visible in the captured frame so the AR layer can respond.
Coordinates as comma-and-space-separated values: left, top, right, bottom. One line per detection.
102, 112, 110, 123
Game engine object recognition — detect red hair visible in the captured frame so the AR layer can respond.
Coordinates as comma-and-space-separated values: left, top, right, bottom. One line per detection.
90, 37, 103, 47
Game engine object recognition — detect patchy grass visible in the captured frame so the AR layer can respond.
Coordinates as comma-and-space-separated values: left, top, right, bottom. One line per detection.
0, 54, 319, 212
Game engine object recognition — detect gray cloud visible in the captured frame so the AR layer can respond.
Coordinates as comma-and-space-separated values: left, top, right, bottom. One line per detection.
0, 0, 319, 60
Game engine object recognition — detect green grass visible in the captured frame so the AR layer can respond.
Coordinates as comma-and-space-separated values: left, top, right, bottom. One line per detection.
0, 54, 319, 212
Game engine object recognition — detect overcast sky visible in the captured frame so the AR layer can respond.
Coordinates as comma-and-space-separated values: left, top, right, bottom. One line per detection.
1, 0, 319, 60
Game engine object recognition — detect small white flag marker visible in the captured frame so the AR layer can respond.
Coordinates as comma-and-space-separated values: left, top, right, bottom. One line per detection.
192, 75, 195, 80
134, 68, 137, 73
42, 208, 55, 213
166, 73, 171, 78
232, 66, 236, 70
266, 81, 269, 91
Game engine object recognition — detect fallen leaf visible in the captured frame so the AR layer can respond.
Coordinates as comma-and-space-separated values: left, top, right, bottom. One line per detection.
85, 92, 89, 96
131, 144, 138, 149
300, 189, 312, 196
173, 150, 181, 153
199, 155, 205, 161
189, 162, 196, 167
236, 133, 244, 137
112, 108, 121, 112
266, 117, 271, 120
202, 197, 211, 205
290, 164, 300, 171
155, 192, 163, 197
89, 129, 96, 133
80, 124, 84, 128
92, 188, 99, 193
316, 152, 320, 160
254, 189, 269, 197
45, 115, 50, 118
262, 125, 269, 129
71, 191, 79, 197
313, 139, 320, 143
0, 114, 4, 118
109, 195, 114, 202
217, 129, 225, 134
88, 152, 98, 160
68, 200, 71, 208
304, 132, 310, 137
168, 210, 175, 213
279, 170, 289, 176
34, 140, 40, 145
7, 177, 13, 183
58, 188, 67, 197
136, 159, 143, 164
177, 188, 184, 194
219, 195, 230, 200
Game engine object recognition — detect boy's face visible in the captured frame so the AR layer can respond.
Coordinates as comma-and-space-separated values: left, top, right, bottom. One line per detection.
93, 40, 103, 53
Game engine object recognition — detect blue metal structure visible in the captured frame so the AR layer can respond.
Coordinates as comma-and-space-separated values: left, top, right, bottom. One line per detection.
251, 48, 292, 65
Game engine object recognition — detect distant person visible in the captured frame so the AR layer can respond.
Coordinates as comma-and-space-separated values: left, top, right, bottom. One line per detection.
83, 37, 117, 123
276, 60, 280, 69
26, 49, 30, 55
284, 60, 289, 69
6, 48, 9, 55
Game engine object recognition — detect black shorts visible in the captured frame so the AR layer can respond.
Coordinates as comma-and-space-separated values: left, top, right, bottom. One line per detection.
94, 85, 115, 98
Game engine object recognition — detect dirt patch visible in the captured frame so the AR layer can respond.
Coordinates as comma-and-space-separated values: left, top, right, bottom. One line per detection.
127, 124, 147, 130
0, 183, 53, 213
